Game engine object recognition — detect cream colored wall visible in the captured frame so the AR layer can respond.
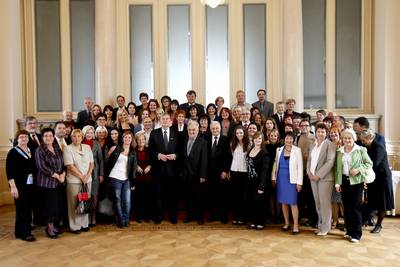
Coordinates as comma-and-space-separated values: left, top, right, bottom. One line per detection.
1, 0, 400, 205
0, 0, 24, 205
374, 0, 400, 155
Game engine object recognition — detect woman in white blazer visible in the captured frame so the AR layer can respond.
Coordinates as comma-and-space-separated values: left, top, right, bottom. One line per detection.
272, 132, 303, 234
306, 123, 336, 236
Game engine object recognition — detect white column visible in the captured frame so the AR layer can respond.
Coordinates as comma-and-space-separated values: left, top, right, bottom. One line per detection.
95, 0, 117, 106
282, 0, 304, 111
0, 0, 23, 204
374, 0, 400, 153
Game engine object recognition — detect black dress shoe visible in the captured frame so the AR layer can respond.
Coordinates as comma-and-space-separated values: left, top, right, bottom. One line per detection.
70, 229, 81, 234
154, 219, 162, 225
21, 235, 36, 242
197, 220, 204, 225
184, 218, 194, 224
81, 227, 90, 232
371, 225, 382, 233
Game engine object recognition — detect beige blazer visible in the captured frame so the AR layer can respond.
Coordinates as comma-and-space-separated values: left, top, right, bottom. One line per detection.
272, 145, 303, 185
306, 139, 336, 182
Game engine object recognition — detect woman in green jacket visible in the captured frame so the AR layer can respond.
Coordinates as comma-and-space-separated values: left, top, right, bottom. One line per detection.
335, 129, 372, 243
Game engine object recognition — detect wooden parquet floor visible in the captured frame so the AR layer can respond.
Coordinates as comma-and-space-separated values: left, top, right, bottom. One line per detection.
0, 205, 400, 267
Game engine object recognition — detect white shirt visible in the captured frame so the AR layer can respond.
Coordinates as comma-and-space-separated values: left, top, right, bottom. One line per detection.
178, 124, 184, 132
230, 145, 247, 172
161, 127, 170, 141
109, 154, 128, 181
310, 140, 326, 175
212, 135, 220, 147
342, 152, 351, 176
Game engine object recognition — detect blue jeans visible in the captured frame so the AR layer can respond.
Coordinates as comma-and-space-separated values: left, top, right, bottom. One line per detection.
110, 178, 131, 225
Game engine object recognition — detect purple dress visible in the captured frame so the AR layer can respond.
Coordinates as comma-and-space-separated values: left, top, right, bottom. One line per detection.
276, 152, 298, 205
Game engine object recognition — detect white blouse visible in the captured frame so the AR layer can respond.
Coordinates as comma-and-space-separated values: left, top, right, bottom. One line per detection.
230, 145, 247, 172
109, 154, 128, 181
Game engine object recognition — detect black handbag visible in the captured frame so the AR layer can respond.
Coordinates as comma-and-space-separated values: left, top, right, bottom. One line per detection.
75, 183, 93, 215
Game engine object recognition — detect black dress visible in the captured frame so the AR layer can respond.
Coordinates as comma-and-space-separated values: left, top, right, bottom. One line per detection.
365, 140, 394, 211
6, 147, 35, 238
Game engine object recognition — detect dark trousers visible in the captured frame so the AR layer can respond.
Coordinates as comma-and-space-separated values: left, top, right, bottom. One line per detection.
184, 179, 205, 221
135, 180, 156, 221
32, 184, 45, 226
14, 185, 33, 238
43, 187, 60, 224
207, 177, 230, 221
155, 175, 179, 221
230, 171, 247, 221
245, 180, 266, 225
298, 172, 318, 223
342, 176, 364, 240
57, 184, 69, 228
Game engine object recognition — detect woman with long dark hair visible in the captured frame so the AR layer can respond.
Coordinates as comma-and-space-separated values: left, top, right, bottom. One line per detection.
229, 125, 250, 225
107, 131, 137, 228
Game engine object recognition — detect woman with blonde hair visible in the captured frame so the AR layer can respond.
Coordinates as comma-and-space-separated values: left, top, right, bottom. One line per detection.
335, 129, 373, 243
63, 129, 94, 233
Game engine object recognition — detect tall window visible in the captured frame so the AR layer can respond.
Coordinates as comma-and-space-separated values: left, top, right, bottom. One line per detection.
35, 0, 62, 112
335, 0, 361, 109
205, 5, 229, 105
302, 0, 326, 109
70, 0, 95, 111
167, 5, 192, 104
130, 5, 154, 103
243, 4, 266, 104
303, 0, 364, 110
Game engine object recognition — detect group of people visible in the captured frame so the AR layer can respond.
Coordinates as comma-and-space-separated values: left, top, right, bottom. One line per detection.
6, 89, 394, 244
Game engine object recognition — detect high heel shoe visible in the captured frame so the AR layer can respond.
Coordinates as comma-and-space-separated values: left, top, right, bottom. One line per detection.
281, 224, 290, 231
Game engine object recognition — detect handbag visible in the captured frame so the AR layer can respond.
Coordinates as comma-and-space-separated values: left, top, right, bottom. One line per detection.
75, 183, 92, 214
98, 196, 113, 217
362, 168, 376, 184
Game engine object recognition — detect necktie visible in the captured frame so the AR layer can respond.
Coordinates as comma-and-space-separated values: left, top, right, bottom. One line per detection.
163, 130, 169, 150
31, 134, 40, 146
212, 136, 218, 152
244, 123, 248, 129
279, 115, 282, 122
260, 102, 264, 111
187, 139, 194, 155
60, 138, 66, 152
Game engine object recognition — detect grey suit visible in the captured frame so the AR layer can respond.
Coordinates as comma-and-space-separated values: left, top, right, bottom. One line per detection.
91, 140, 104, 196
306, 140, 336, 233
252, 100, 274, 118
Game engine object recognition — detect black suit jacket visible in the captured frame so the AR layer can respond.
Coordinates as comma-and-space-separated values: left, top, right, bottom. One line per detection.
366, 140, 391, 179
182, 136, 208, 183
207, 135, 231, 180
149, 127, 180, 178
252, 101, 274, 118
77, 110, 95, 129
179, 103, 205, 118
272, 113, 285, 138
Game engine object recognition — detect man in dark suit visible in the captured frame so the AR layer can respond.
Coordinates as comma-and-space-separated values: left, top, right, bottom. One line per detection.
23, 116, 44, 226
354, 116, 386, 148
252, 89, 274, 119
353, 116, 386, 227
272, 101, 286, 138
76, 97, 94, 129
179, 90, 205, 118
149, 113, 180, 224
182, 121, 208, 224
207, 121, 232, 223
112, 95, 127, 120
